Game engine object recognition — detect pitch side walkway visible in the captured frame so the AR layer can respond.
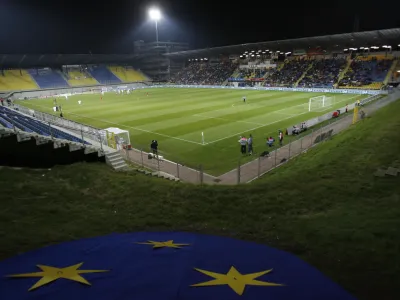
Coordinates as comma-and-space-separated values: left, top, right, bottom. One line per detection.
123, 90, 399, 185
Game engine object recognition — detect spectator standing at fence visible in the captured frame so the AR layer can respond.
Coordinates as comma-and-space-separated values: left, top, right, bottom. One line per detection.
239, 136, 247, 154
279, 130, 283, 146
248, 134, 253, 155
151, 140, 158, 155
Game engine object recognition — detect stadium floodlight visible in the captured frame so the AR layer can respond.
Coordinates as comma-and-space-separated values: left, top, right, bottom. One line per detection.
148, 7, 162, 43
344, 48, 348, 51
360, 47, 364, 49
286, 52, 292, 55
251, 54, 255, 57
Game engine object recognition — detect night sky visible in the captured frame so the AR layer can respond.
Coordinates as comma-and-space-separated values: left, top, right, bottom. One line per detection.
0, 0, 399, 54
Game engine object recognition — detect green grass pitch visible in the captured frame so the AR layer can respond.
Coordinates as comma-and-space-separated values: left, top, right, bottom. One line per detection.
17, 88, 367, 175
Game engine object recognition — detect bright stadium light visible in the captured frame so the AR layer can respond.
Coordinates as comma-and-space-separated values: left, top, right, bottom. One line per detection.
148, 8, 162, 44
344, 48, 348, 51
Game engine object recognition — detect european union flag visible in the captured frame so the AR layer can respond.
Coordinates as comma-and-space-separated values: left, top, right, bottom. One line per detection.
0, 232, 356, 299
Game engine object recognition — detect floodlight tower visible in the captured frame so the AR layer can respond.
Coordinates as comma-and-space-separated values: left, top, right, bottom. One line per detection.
148, 8, 161, 44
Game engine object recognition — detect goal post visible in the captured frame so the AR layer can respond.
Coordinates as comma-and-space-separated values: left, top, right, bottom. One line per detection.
308, 95, 335, 111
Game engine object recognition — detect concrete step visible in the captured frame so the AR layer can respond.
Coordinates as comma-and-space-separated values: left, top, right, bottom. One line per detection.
84, 147, 98, 155
69, 144, 83, 152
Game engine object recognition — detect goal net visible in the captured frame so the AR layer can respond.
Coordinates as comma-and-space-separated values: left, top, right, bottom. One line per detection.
308, 95, 335, 111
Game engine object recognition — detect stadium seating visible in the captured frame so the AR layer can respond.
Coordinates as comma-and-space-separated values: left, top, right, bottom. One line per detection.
299, 58, 347, 88
109, 66, 149, 82
264, 59, 311, 87
338, 57, 393, 89
28, 69, 69, 89
87, 65, 121, 84
233, 69, 266, 80
0, 106, 89, 144
0, 70, 38, 91
173, 62, 237, 85
66, 68, 98, 86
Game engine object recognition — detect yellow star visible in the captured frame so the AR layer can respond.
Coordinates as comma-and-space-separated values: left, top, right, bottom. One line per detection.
191, 266, 283, 295
6, 262, 109, 291
136, 240, 190, 249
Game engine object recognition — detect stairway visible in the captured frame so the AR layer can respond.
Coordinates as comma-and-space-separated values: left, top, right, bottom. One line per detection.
336, 58, 352, 86
383, 60, 398, 85
294, 62, 313, 87
106, 151, 129, 171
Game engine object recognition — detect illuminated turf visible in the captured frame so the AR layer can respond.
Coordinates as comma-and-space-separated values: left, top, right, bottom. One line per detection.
16, 88, 367, 174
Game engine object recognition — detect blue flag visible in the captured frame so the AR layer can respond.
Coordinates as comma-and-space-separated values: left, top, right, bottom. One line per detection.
0, 232, 356, 299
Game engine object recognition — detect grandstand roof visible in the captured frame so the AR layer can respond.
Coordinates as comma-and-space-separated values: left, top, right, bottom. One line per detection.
0, 54, 140, 68
165, 28, 400, 58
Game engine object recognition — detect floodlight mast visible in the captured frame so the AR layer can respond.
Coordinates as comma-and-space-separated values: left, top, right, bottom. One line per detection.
149, 8, 161, 44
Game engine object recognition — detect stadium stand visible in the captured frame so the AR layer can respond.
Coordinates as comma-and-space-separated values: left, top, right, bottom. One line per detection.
0, 106, 89, 144
28, 68, 69, 89
65, 67, 98, 86
109, 66, 149, 82
87, 65, 122, 84
173, 62, 237, 85
338, 57, 394, 89
0, 70, 38, 91
232, 69, 267, 81
264, 58, 311, 87
298, 58, 347, 88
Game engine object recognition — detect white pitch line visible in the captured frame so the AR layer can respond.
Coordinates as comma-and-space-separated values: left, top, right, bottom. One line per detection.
22, 102, 204, 146
203, 110, 310, 145
193, 114, 264, 126
273, 111, 298, 116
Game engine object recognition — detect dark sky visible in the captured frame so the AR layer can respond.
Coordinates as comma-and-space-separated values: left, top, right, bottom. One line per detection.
0, 0, 399, 53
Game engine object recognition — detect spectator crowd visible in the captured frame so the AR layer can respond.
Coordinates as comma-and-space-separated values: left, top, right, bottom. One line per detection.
172, 62, 237, 85
339, 57, 393, 88
298, 58, 346, 88
264, 59, 311, 87
170, 56, 394, 90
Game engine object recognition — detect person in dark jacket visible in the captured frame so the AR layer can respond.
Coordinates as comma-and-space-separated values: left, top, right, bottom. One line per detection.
150, 140, 158, 155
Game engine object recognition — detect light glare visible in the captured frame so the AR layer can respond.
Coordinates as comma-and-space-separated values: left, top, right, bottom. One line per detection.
149, 8, 161, 21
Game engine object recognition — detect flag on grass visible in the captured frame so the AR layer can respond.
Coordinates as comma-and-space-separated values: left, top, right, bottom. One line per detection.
0, 232, 356, 300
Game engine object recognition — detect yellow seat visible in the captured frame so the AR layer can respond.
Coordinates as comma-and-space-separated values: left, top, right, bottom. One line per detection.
0, 70, 37, 91
109, 66, 149, 82
67, 70, 98, 86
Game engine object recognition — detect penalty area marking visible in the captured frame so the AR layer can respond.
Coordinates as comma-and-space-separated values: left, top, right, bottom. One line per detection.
22, 102, 204, 146
193, 114, 263, 126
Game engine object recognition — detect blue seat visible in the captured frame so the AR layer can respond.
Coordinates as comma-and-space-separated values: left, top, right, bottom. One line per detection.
0, 107, 90, 145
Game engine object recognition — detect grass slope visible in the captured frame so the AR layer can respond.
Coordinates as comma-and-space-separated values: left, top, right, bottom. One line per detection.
16, 88, 365, 175
3, 96, 398, 300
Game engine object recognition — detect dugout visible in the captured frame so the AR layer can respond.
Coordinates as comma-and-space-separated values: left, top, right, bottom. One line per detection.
105, 127, 131, 150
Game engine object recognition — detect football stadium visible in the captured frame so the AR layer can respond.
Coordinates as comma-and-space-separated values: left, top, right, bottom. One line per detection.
1, 4, 400, 300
